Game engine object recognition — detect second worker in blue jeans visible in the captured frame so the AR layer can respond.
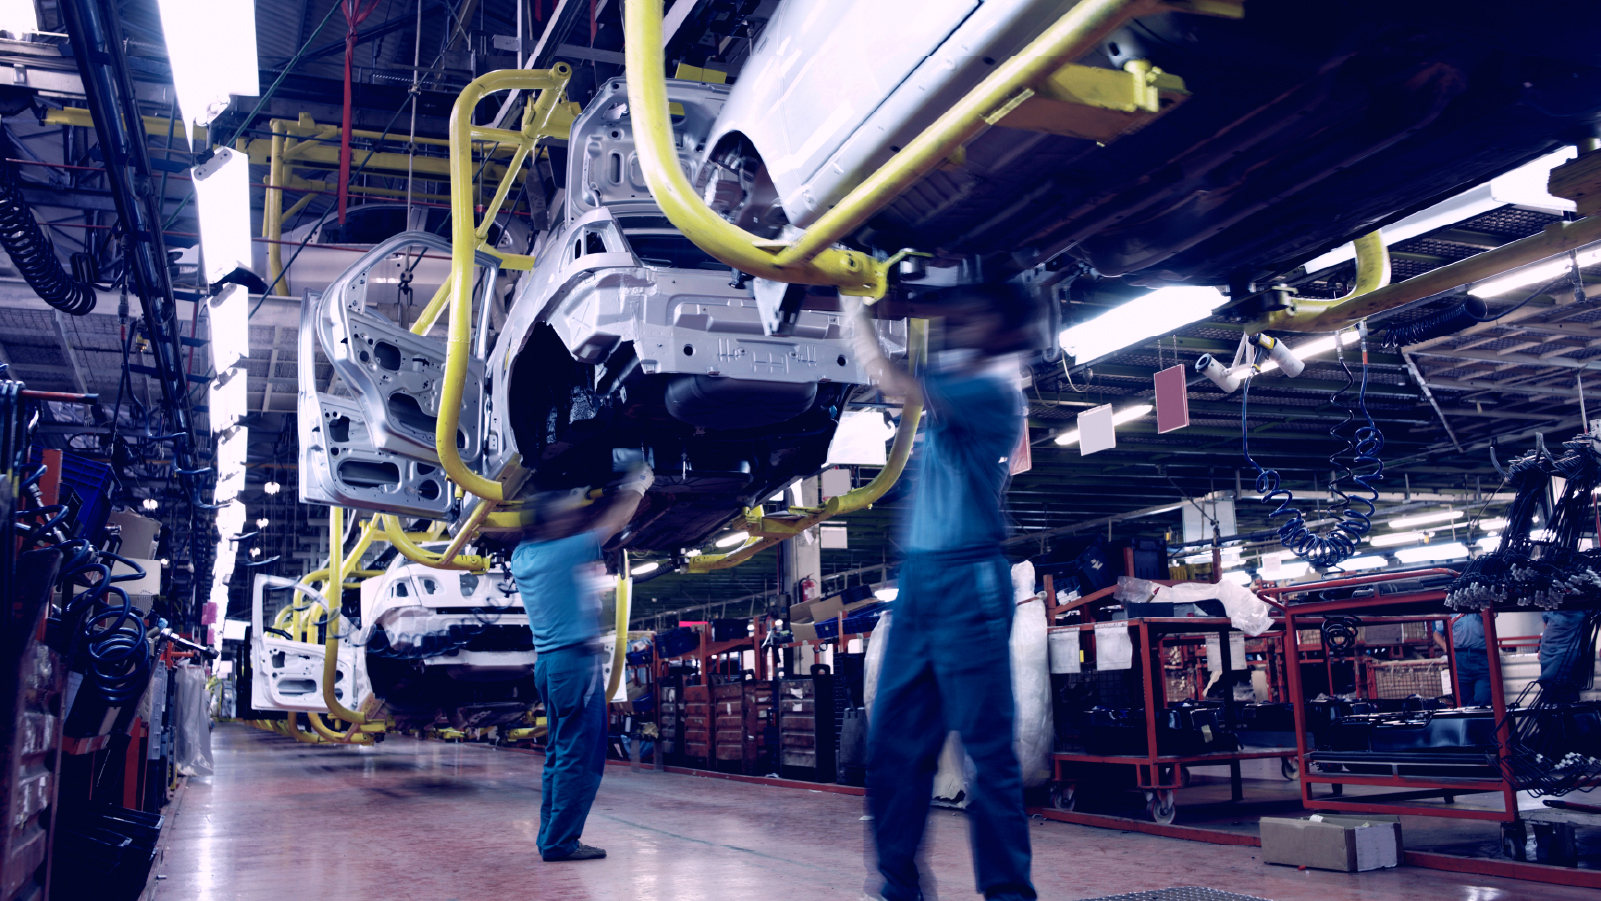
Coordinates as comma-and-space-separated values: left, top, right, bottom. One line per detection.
510, 465, 651, 862
847, 283, 1045, 901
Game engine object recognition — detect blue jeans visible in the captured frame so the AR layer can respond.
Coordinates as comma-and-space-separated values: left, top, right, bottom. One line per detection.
1540, 611, 1590, 702
1454, 648, 1492, 707
537, 646, 608, 859
868, 550, 1035, 901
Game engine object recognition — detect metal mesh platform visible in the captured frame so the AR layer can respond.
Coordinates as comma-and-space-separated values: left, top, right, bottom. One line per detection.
1083, 890, 1275, 901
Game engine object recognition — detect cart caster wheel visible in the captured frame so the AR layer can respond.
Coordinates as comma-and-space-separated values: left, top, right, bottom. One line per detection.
1146, 789, 1177, 826
1049, 783, 1076, 811
1179, 766, 1192, 787
1281, 758, 1299, 780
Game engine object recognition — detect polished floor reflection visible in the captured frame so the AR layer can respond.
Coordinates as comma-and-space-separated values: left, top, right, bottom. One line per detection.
146, 724, 1588, 901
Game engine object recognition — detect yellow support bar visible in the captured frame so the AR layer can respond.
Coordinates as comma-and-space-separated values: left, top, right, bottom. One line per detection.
685, 320, 928, 572
435, 66, 572, 504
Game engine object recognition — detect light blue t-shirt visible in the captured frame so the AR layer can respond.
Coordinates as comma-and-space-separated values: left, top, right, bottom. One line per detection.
510, 531, 603, 654
904, 368, 1023, 553
1435, 614, 1486, 651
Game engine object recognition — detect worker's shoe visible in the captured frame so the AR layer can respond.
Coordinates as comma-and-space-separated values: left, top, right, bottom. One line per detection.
544, 842, 607, 862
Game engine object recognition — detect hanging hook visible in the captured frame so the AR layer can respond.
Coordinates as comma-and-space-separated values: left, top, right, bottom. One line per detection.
1489, 438, 1508, 480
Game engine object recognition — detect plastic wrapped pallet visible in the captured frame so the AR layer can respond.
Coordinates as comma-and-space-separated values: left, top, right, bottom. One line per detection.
1011, 560, 1053, 788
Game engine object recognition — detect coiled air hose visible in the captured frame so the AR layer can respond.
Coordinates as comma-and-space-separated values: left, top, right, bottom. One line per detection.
1242, 325, 1383, 567
0, 134, 97, 314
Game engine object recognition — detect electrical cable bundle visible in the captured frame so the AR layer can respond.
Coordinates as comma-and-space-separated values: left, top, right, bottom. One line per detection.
1449, 435, 1601, 610
1241, 325, 1382, 567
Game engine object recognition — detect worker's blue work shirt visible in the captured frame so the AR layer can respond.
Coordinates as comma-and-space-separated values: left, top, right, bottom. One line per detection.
510, 530, 604, 654
904, 365, 1024, 553
1435, 614, 1486, 651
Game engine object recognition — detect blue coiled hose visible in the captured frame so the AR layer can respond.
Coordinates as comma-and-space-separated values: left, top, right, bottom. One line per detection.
1242, 326, 1383, 567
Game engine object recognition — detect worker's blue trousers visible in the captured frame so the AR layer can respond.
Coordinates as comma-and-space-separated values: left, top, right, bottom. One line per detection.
536, 645, 608, 859
1455, 650, 1493, 707
868, 550, 1035, 901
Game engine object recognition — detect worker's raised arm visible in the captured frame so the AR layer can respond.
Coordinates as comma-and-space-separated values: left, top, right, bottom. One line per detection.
591, 464, 653, 543
843, 296, 921, 404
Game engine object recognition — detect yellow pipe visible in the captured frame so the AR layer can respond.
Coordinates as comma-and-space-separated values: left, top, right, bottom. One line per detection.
606, 553, 632, 703
380, 514, 488, 571
685, 320, 927, 572
265, 120, 286, 294
1258, 230, 1389, 328
1272, 215, 1601, 332
436, 66, 571, 502
317, 507, 373, 727
622, 0, 884, 297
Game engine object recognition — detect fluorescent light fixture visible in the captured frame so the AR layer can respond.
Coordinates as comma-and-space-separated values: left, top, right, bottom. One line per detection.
1530, 528, 1555, 542
1476, 534, 1500, 551
1395, 541, 1470, 563
263, 480, 281, 495
1256, 330, 1359, 375
216, 501, 245, 536
1059, 286, 1225, 362
142, 497, 159, 511
1338, 555, 1389, 571
1370, 530, 1426, 548
1475, 517, 1508, 531
683, 548, 703, 558
192, 148, 254, 283
156, 0, 259, 132
1302, 148, 1576, 273
715, 531, 750, 548
630, 560, 660, 577
1220, 570, 1252, 585
208, 283, 250, 371
873, 587, 899, 601
1470, 245, 1601, 298
255, 517, 269, 529
249, 545, 261, 558
1182, 548, 1242, 566
0, 0, 37, 36
1053, 404, 1154, 446
208, 367, 247, 431
1389, 509, 1461, 529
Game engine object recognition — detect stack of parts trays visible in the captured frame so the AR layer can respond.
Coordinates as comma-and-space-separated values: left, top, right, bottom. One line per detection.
741, 680, 775, 775
1368, 659, 1449, 700
683, 684, 710, 766
656, 682, 680, 764
712, 682, 744, 772
777, 676, 836, 782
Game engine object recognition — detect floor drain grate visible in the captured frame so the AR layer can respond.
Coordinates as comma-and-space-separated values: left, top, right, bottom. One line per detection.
1081, 889, 1275, 901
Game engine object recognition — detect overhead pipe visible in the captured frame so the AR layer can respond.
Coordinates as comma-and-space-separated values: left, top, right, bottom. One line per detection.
1272, 216, 1601, 332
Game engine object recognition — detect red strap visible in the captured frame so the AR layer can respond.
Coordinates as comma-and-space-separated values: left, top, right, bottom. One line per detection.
591, 0, 598, 43
337, 0, 384, 224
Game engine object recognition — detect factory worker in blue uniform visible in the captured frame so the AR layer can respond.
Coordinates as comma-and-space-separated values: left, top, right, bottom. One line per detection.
845, 283, 1045, 901
1434, 614, 1491, 706
509, 464, 651, 862
1539, 610, 1595, 703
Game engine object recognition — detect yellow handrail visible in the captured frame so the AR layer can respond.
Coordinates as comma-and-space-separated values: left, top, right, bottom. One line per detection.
317, 506, 375, 728
684, 320, 927, 572
606, 552, 632, 703
623, 0, 1211, 293
436, 66, 573, 504
1259, 230, 1389, 329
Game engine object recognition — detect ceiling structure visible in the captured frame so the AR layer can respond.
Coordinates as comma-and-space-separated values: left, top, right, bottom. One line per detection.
0, 0, 1596, 626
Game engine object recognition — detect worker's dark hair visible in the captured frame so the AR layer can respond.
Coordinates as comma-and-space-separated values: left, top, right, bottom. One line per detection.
938, 281, 1050, 353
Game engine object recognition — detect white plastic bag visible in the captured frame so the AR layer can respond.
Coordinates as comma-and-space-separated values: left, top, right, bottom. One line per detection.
863, 609, 892, 718
1010, 561, 1053, 788
173, 664, 214, 776
1156, 580, 1274, 636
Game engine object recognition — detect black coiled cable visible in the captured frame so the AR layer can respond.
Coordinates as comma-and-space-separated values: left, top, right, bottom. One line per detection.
0, 134, 96, 315
1385, 275, 1573, 347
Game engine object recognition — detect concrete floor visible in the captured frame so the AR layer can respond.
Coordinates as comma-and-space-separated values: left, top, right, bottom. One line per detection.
147, 724, 1590, 901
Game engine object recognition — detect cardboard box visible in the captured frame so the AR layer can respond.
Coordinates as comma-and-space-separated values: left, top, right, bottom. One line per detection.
790, 622, 821, 642
1260, 815, 1402, 872
789, 599, 821, 624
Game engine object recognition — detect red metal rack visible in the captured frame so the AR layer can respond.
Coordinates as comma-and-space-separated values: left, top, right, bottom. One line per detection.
1046, 615, 1298, 824
1260, 569, 1529, 823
